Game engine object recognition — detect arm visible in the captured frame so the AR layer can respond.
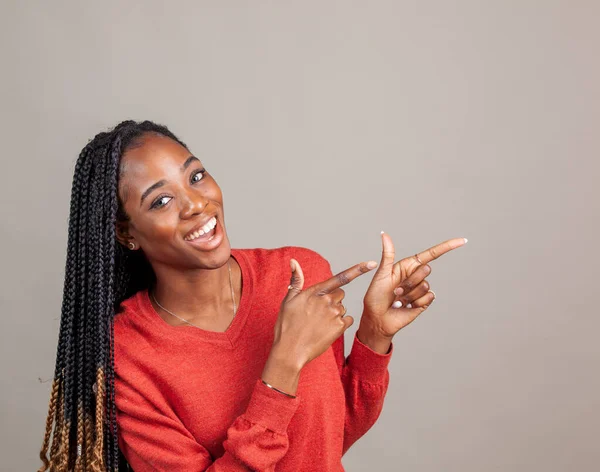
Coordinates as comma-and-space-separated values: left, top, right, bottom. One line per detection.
332, 324, 393, 455
320, 258, 393, 455
116, 365, 301, 471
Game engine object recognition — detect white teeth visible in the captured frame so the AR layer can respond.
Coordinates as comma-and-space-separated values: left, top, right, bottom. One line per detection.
186, 217, 217, 241
200, 217, 216, 234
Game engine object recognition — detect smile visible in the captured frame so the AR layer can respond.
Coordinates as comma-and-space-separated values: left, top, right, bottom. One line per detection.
184, 216, 217, 241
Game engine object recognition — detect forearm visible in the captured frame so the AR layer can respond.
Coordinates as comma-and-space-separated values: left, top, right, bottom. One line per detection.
261, 345, 303, 396
121, 380, 300, 471
340, 332, 392, 454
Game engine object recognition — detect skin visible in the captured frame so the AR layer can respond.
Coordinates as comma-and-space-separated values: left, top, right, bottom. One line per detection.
116, 133, 241, 331
115, 132, 468, 393
359, 233, 468, 354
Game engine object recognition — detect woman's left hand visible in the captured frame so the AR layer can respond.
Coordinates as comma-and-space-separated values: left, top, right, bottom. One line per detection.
358, 233, 467, 352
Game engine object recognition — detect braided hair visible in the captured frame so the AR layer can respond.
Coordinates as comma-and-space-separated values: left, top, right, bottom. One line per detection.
38, 120, 187, 471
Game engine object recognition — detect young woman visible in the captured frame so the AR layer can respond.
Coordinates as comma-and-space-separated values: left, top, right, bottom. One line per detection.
38, 120, 466, 471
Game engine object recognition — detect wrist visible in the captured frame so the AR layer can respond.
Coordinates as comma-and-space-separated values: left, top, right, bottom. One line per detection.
356, 322, 393, 355
262, 344, 303, 395
268, 342, 305, 372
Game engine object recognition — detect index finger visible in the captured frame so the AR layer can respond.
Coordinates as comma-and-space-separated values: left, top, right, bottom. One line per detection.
310, 261, 378, 295
414, 238, 467, 265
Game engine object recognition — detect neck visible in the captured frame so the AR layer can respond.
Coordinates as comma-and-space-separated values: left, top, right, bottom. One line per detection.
150, 256, 239, 325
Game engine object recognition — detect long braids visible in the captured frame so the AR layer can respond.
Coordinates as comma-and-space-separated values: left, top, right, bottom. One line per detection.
38, 120, 187, 471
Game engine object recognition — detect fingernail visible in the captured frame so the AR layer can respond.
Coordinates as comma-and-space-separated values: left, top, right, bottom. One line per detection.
367, 260, 378, 269
392, 300, 402, 309
381, 231, 385, 234
394, 287, 404, 296
428, 290, 436, 299
406, 303, 412, 308
463, 238, 468, 243
290, 259, 296, 272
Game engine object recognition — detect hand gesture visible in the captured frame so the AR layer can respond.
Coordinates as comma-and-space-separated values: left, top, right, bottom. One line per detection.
361, 233, 467, 339
273, 257, 378, 368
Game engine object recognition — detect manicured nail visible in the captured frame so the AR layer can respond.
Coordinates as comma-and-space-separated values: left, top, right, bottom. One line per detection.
394, 287, 404, 296
367, 261, 378, 269
406, 303, 412, 308
392, 300, 402, 309
428, 290, 436, 299
463, 238, 468, 243
381, 231, 385, 235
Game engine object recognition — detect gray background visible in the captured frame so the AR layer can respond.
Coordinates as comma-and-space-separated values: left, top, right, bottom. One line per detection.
1, 1, 598, 471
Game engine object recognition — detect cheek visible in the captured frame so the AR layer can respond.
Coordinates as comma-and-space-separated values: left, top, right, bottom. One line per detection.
131, 212, 180, 243
154, 212, 183, 235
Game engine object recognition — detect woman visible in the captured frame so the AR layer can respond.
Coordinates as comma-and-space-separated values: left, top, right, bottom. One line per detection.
38, 120, 466, 471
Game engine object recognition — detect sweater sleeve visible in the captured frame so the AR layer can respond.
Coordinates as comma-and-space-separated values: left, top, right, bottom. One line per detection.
116, 376, 301, 472
332, 330, 393, 455
313, 252, 393, 455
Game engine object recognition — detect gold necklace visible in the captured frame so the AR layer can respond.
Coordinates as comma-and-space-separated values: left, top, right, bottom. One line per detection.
150, 258, 237, 328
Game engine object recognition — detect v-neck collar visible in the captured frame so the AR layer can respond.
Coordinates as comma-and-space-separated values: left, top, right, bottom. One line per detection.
137, 249, 254, 348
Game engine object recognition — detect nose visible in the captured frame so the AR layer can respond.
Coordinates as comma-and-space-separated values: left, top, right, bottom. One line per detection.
179, 191, 209, 219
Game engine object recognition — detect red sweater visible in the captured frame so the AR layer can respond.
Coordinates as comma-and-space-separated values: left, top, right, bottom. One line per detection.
114, 246, 393, 471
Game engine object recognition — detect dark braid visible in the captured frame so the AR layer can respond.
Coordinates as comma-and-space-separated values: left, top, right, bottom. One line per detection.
38, 120, 187, 471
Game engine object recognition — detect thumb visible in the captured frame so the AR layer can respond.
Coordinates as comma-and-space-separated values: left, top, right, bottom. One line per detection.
373, 231, 395, 278
341, 314, 355, 331
284, 258, 305, 302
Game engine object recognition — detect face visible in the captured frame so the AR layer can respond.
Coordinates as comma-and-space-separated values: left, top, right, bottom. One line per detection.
116, 133, 231, 270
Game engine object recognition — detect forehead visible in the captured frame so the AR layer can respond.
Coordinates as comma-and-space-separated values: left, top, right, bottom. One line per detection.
119, 134, 196, 198
119, 134, 198, 203
120, 134, 190, 178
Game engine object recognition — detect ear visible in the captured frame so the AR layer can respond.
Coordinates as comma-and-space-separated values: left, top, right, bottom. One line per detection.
115, 220, 136, 248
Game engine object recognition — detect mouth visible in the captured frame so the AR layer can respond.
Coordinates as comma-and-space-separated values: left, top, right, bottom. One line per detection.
184, 215, 217, 242
183, 215, 224, 250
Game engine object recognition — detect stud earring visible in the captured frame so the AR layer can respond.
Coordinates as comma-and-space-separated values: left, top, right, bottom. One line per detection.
128, 242, 136, 250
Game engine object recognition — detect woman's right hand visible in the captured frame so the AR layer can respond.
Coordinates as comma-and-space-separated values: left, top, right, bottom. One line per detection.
263, 258, 378, 394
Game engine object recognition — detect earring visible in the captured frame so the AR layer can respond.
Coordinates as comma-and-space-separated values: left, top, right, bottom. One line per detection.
128, 242, 136, 250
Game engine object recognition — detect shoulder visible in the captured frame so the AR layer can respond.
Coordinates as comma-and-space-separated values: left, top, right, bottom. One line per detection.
113, 290, 146, 348
234, 246, 333, 285
112, 290, 164, 375
114, 291, 139, 324
236, 245, 329, 266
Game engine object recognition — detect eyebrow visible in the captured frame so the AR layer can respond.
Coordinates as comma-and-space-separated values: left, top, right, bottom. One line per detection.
140, 155, 201, 207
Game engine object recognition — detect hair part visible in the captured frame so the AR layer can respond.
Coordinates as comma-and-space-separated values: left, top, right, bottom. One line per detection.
38, 120, 186, 471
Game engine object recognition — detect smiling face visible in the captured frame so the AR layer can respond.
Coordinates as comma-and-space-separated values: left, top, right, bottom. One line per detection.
116, 132, 231, 270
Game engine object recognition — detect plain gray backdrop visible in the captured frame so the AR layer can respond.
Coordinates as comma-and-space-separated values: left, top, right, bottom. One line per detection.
1, 1, 598, 471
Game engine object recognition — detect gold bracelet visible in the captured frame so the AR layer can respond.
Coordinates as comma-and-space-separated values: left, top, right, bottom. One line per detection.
260, 379, 297, 399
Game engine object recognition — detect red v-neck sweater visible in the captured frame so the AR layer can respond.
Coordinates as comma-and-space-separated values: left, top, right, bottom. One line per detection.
114, 246, 393, 471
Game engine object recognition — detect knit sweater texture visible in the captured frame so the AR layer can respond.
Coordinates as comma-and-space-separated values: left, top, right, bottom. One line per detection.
114, 246, 393, 471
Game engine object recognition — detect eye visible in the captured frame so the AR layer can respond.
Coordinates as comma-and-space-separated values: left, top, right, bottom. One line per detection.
149, 169, 206, 210
150, 194, 171, 210
191, 169, 206, 183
